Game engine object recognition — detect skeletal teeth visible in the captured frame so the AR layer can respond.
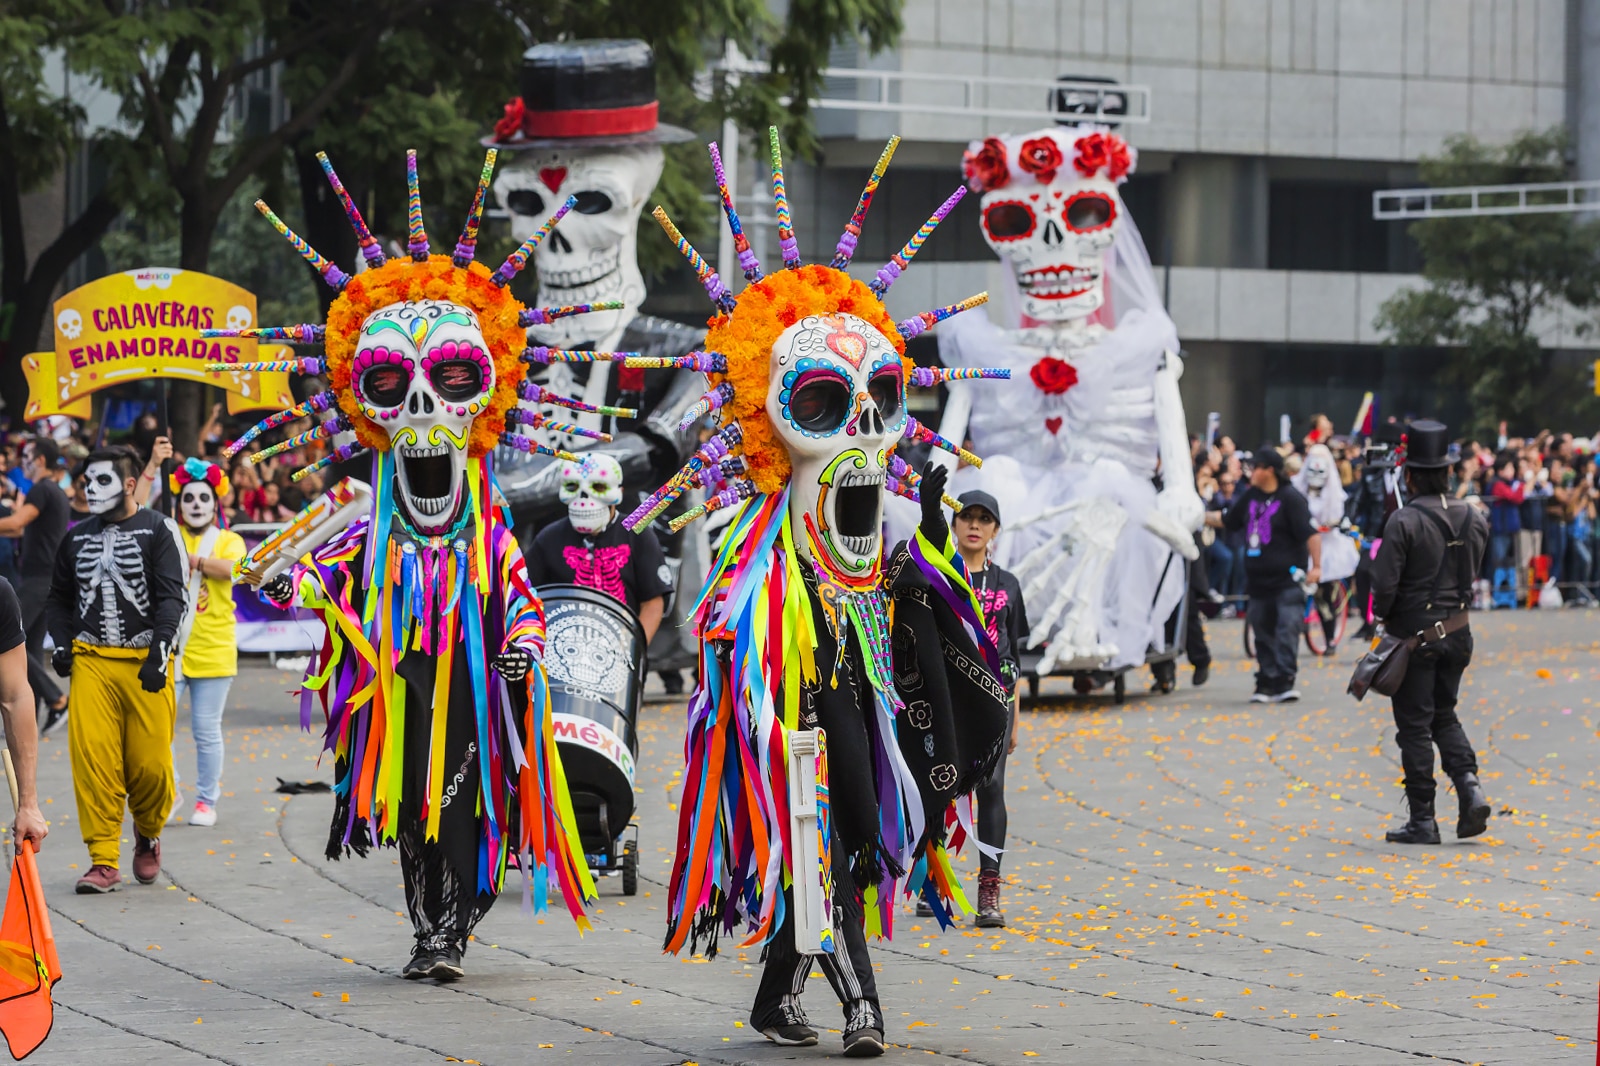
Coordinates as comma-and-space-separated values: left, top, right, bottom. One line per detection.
840, 534, 877, 555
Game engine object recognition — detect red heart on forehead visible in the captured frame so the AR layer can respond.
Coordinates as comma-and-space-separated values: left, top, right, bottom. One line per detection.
539, 167, 567, 193
825, 329, 868, 368
1045, 417, 1063, 435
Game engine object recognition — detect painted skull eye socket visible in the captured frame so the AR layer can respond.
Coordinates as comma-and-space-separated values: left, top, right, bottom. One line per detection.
1064, 193, 1115, 232
868, 366, 904, 422
573, 190, 613, 214
506, 189, 545, 217
427, 359, 484, 402
589, 481, 613, 495
361, 365, 410, 407
982, 202, 1035, 241
789, 371, 851, 433
560, 480, 582, 495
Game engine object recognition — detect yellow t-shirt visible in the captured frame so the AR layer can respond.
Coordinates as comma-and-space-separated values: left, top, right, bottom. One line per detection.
180, 527, 247, 678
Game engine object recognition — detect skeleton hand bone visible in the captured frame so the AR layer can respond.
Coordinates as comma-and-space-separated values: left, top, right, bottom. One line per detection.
1144, 491, 1202, 560
1012, 497, 1127, 670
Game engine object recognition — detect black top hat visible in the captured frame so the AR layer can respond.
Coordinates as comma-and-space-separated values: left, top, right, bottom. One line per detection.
484, 39, 694, 150
1404, 419, 1452, 468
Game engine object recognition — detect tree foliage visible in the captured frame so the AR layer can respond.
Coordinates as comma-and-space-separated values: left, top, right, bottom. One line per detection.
1375, 128, 1600, 436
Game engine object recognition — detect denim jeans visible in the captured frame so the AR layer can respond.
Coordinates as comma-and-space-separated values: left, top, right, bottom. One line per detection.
1544, 521, 1567, 584
1204, 540, 1234, 598
176, 675, 234, 806
1247, 586, 1303, 693
1488, 532, 1514, 572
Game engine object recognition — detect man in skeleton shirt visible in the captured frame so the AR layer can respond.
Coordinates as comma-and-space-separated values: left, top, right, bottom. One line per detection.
47, 446, 187, 893
525, 454, 672, 636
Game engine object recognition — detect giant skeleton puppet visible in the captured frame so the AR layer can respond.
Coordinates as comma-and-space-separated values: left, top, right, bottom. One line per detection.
937, 125, 1203, 672
580, 128, 1012, 1052
203, 148, 603, 981
485, 40, 705, 673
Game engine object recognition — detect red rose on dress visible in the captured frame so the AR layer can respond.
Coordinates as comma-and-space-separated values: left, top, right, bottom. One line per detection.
962, 138, 1009, 192
1074, 131, 1133, 181
1016, 136, 1064, 184
494, 96, 528, 141
1029, 355, 1078, 395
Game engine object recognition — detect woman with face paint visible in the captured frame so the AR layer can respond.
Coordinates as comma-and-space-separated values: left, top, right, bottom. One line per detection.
46, 446, 188, 892
169, 459, 246, 827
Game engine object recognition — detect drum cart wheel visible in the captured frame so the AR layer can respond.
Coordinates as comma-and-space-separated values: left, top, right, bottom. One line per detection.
622, 834, 639, 896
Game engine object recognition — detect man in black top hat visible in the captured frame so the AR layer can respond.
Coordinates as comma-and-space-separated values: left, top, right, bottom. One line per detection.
485, 39, 707, 690
1369, 419, 1491, 845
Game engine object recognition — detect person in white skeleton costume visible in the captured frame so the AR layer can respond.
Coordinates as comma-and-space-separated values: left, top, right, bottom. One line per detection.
1292, 443, 1360, 584
47, 446, 188, 893
933, 126, 1203, 673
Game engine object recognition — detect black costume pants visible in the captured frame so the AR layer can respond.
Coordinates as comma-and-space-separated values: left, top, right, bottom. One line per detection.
1154, 555, 1211, 685
393, 653, 498, 954
750, 829, 882, 1034
18, 577, 60, 708
1390, 628, 1477, 804
976, 712, 1011, 875
1248, 586, 1303, 692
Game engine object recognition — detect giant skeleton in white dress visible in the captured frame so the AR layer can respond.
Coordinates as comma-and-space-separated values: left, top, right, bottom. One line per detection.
932, 126, 1203, 672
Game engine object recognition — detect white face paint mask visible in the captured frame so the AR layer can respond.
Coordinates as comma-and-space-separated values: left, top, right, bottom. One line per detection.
84, 460, 125, 516
559, 454, 624, 536
179, 483, 217, 531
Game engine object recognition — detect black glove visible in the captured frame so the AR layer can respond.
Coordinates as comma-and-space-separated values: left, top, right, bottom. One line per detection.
139, 641, 171, 694
492, 645, 534, 682
260, 574, 293, 605
51, 647, 72, 678
1000, 658, 1018, 696
918, 460, 951, 543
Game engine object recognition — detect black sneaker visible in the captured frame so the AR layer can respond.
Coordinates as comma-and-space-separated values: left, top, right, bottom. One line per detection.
914, 898, 933, 918
40, 703, 67, 737
1191, 662, 1210, 687
843, 1026, 885, 1057
427, 943, 464, 982
402, 946, 436, 979
761, 1022, 818, 1047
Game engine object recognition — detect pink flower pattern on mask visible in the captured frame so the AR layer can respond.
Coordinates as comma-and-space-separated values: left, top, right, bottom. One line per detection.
563, 544, 631, 604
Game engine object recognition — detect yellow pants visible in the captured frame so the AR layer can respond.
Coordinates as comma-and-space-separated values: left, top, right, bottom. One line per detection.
68, 643, 176, 869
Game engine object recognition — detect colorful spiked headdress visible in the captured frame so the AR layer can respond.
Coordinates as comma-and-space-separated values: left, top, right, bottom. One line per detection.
516, 128, 1007, 534
204, 148, 633, 480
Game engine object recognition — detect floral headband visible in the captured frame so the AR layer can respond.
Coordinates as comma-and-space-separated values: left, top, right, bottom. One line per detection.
169, 456, 230, 499
962, 128, 1135, 194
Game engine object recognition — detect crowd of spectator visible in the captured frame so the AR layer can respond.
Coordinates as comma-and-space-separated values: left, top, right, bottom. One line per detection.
1191, 416, 1600, 611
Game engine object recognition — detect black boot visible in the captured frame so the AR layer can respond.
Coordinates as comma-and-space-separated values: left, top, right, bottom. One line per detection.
1452, 772, 1491, 838
1385, 796, 1441, 845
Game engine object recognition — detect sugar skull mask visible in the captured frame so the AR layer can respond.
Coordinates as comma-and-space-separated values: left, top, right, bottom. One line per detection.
965, 128, 1135, 324
493, 145, 663, 348
351, 300, 494, 536
559, 453, 624, 535
767, 313, 909, 576
1302, 444, 1334, 492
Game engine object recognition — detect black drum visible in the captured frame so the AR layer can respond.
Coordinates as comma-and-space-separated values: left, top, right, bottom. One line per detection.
540, 584, 647, 852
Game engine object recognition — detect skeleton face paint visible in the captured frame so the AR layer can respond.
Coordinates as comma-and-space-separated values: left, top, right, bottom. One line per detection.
179, 482, 218, 531
559, 454, 623, 535
353, 300, 494, 536
84, 460, 126, 515
766, 313, 908, 576
981, 170, 1120, 323
493, 145, 663, 347
1302, 444, 1333, 491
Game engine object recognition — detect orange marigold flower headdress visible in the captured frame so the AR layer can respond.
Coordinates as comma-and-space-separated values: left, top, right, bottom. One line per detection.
202, 148, 633, 480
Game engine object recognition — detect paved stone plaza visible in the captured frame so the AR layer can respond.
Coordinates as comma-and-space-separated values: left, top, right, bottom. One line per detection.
13, 609, 1598, 1064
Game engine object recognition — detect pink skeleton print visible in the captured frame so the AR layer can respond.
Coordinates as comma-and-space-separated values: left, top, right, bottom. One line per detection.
563, 544, 631, 604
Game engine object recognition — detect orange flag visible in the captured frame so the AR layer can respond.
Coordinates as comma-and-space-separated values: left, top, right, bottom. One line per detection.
0, 843, 59, 1060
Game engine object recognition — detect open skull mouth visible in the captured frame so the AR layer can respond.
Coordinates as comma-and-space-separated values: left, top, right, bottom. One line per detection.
824, 465, 885, 560
1019, 264, 1099, 300
396, 443, 464, 526
537, 248, 622, 291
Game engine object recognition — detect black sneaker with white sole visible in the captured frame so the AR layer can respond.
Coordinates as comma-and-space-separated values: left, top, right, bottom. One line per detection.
40, 704, 67, 737
759, 1004, 817, 1046
842, 1026, 885, 1057
1269, 689, 1301, 703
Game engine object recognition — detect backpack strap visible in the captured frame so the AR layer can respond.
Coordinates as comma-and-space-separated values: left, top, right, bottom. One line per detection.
1414, 502, 1469, 614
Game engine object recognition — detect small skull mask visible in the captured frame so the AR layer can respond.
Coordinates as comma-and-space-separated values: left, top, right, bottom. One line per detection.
766, 313, 908, 577
968, 128, 1133, 324
351, 300, 494, 536
179, 482, 218, 531
1302, 443, 1334, 492
493, 145, 663, 348
559, 453, 624, 535
83, 460, 126, 515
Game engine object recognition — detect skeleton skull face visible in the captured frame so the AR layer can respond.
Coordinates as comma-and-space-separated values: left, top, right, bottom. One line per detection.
225, 305, 253, 331
352, 300, 494, 536
1303, 444, 1334, 491
978, 132, 1122, 323
492, 145, 663, 347
84, 460, 126, 515
56, 309, 83, 340
179, 482, 218, 531
558, 454, 624, 536
766, 314, 908, 577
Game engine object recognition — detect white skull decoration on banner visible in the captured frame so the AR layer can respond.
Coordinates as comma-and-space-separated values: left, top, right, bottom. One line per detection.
558, 453, 624, 535
350, 300, 495, 536
966, 129, 1133, 325
492, 146, 664, 348
766, 313, 909, 577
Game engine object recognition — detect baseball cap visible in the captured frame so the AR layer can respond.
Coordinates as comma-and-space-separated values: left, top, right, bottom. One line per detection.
955, 490, 1002, 526
1247, 446, 1284, 473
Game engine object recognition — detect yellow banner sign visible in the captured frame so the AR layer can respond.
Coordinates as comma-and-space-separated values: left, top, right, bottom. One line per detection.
26, 267, 294, 421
